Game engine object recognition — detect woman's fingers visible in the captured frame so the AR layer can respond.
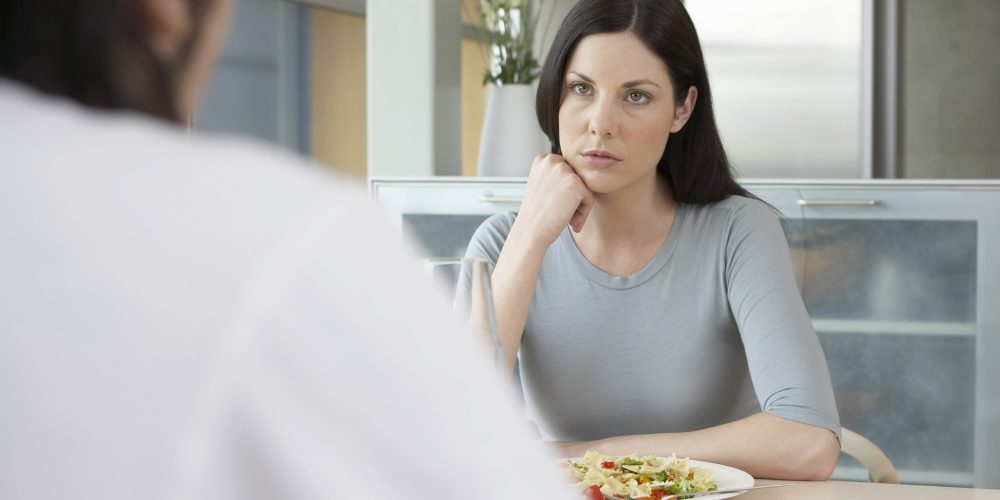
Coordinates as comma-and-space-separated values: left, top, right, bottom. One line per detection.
569, 189, 594, 233
521, 153, 594, 242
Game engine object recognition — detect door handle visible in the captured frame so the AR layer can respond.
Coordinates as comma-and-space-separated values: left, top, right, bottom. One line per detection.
479, 194, 524, 204
797, 199, 881, 207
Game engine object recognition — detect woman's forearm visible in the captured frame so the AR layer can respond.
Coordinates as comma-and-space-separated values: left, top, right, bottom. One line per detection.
491, 220, 551, 375
490, 155, 595, 376
553, 413, 840, 481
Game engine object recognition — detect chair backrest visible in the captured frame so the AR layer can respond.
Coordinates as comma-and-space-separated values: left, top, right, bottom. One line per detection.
840, 427, 900, 484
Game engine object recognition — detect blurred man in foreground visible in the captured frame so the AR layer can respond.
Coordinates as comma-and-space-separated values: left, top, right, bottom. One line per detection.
0, 1, 571, 499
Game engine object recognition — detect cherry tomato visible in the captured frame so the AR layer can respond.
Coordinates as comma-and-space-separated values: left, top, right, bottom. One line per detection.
583, 485, 604, 500
651, 490, 666, 499
601, 461, 616, 469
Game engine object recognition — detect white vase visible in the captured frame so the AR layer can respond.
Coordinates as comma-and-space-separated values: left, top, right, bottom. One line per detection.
477, 83, 549, 177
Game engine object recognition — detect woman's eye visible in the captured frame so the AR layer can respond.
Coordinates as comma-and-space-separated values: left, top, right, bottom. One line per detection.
570, 83, 592, 95
626, 91, 650, 104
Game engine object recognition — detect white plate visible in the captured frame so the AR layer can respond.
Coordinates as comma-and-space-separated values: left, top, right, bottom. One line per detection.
564, 457, 755, 500
685, 459, 754, 499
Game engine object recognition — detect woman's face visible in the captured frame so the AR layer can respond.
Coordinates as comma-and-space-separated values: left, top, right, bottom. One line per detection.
557, 31, 695, 195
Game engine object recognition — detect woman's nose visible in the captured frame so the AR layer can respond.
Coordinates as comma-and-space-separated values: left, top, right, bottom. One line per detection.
588, 98, 618, 138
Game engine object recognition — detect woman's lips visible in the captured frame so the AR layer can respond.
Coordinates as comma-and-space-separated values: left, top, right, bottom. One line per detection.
580, 151, 621, 169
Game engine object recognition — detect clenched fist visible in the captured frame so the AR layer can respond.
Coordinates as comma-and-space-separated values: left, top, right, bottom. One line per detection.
515, 154, 596, 247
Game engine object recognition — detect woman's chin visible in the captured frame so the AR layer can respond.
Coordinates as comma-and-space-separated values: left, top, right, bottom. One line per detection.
578, 172, 619, 194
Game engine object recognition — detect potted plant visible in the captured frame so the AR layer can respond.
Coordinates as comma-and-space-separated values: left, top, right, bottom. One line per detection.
470, 0, 554, 177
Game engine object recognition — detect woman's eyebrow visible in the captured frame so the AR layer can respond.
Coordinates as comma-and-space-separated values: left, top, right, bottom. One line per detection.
622, 78, 661, 89
566, 71, 661, 89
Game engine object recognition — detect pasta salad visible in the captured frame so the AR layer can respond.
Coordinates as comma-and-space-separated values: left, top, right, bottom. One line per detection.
566, 451, 718, 500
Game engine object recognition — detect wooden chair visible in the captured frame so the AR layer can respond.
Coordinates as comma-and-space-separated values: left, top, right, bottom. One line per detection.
841, 427, 900, 484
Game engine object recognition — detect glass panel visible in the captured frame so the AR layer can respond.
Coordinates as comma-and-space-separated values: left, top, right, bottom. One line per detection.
685, 0, 862, 178
785, 219, 977, 323
821, 331, 976, 485
403, 213, 491, 259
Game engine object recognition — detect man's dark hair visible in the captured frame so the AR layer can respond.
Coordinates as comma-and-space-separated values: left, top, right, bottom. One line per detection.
0, 0, 206, 123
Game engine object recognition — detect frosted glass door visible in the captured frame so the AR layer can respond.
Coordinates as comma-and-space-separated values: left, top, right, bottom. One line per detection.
792, 188, 983, 486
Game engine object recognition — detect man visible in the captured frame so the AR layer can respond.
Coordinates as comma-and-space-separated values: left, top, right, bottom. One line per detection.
0, 1, 572, 498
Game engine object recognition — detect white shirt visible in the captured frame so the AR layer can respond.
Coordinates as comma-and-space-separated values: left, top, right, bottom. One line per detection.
0, 80, 572, 500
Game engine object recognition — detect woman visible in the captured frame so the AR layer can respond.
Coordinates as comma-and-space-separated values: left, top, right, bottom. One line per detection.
0, 1, 572, 500
462, 0, 841, 480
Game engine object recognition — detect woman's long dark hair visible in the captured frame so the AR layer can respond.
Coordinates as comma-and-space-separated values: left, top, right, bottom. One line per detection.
536, 0, 750, 203
0, 0, 206, 123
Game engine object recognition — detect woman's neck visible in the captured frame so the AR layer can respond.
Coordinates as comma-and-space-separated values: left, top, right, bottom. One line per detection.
570, 174, 678, 276
582, 174, 677, 244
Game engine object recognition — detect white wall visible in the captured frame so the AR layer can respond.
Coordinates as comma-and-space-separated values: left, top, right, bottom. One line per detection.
367, 0, 461, 176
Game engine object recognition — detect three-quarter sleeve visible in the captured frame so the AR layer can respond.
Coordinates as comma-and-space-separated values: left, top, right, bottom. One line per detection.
723, 200, 842, 441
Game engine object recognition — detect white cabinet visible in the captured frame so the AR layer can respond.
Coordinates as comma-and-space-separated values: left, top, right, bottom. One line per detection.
371, 177, 527, 259
370, 177, 1000, 488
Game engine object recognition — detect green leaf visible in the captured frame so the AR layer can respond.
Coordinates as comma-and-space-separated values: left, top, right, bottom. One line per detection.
478, 0, 551, 86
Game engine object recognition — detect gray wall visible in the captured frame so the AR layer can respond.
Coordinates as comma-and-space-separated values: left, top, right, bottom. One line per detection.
901, 0, 1000, 178
194, 0, 311, 155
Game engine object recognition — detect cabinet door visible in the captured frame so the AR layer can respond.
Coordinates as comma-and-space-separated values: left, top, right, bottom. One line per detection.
795, 188, 981, 486
371, 179, 525, 258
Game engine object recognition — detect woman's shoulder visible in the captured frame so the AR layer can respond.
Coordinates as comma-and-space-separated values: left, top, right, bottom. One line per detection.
472, 211, 518, 242
685, 195, 781, 229
464, 211, 517, 260
704, 193, 774, 212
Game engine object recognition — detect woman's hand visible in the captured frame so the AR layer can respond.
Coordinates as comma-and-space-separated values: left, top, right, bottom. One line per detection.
515, 154, 595, 247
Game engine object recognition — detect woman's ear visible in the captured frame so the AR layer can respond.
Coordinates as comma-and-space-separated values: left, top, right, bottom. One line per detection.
136, 0, 192, 60
670, 86, 698, 133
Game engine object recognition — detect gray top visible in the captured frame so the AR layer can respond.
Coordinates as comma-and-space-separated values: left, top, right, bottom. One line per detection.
463, 196, 841, 442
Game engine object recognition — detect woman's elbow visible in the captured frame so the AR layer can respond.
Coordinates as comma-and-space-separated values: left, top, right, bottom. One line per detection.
765, 424, 841, 481
799, 429, 840, 481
